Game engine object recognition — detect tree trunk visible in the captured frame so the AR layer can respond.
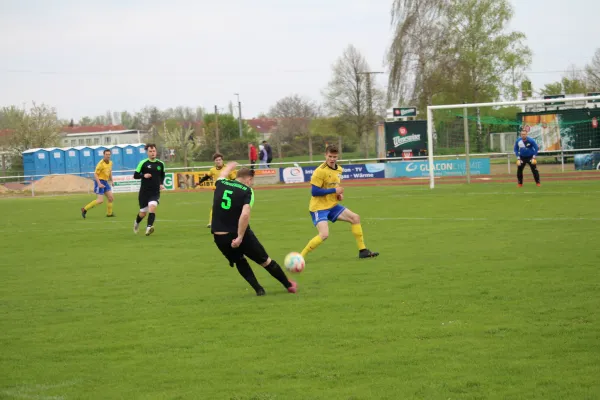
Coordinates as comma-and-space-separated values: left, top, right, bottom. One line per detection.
308, 135, 313, 161
338, 136, 343, 160
363, 131, 369, 159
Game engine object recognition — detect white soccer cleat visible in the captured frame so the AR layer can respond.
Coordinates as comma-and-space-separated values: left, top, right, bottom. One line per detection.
145, 226, 154, 236
133, 221, 139, 234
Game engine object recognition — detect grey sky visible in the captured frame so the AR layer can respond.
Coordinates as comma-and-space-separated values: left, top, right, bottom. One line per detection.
0, 0, 598, 121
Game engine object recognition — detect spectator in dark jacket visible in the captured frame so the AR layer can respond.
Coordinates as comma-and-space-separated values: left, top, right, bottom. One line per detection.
262, 140, 273, 167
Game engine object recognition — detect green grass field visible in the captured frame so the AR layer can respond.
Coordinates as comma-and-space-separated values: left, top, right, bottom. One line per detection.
1, 181, 599, 399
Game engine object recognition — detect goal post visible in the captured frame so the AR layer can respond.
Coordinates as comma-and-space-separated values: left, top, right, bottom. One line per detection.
426, 94, 600, 189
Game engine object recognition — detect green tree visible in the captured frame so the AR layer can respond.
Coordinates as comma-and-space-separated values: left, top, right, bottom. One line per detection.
158, 120, 199, 168
0, 103, 62, 167
387, 0, 532, 151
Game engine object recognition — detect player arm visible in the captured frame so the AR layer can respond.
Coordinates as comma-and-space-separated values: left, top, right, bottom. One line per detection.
219, 162, 238, 179
198, 173, 211, 184
514, 140, 519, 158
94, 163, 102, 184
236, 205, 251, 240
311, 185, 336, 196
133, 160, 145, 179
309, 171, 335, 196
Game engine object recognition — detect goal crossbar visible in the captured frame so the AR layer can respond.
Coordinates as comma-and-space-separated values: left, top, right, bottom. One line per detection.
426, 95, 600, 188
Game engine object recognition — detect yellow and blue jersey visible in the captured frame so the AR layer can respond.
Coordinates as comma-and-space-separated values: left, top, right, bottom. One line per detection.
95, 160, 112, 181
309, 162, 343, 212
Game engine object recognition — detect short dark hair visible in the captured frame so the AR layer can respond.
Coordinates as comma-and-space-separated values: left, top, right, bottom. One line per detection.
262, 140, 267, 144
326, 144, 339, 154
145, 143, 156, 150
237, 167, 255, 179
213, 152, 223, 161
103, 149, 111, 154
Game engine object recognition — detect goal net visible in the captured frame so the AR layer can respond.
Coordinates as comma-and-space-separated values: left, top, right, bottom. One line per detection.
425, 95, 600, 188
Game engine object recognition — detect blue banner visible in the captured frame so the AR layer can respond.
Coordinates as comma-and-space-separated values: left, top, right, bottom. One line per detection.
280, 163, 386, 184
385, 158, 491, 178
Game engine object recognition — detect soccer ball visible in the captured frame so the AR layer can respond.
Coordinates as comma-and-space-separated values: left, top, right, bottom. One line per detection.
284, 252, 305, 273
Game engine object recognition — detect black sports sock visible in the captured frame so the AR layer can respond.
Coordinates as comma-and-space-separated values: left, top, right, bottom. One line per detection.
264, 260, 292, 288
235, 259, 263, 292
148, 213, 155, 227
136, 214, 144, 224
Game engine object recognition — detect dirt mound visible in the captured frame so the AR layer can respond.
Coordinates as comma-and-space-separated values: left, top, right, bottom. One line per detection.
29, 175, 94, 193
0, 184, 10, 193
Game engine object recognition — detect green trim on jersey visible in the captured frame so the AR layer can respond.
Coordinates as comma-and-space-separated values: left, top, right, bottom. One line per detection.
249, 188, 255, 208
135, 158, 148, 172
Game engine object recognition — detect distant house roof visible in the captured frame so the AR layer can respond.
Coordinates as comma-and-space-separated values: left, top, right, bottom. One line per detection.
245, 118, 278, 134
64, 129, 141, 137
61, 125, 126, 134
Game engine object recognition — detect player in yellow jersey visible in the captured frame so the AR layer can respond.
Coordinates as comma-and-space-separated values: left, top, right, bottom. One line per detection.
197, 152, 237, 228
81, 149, 115, 218
300, 144, 379, 259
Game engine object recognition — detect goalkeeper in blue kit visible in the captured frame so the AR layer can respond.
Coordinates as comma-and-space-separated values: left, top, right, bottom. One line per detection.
514, 128, 541, 187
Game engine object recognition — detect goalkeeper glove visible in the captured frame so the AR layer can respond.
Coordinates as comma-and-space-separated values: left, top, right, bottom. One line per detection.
532, 158, 537, 165
516, 159, 522, 166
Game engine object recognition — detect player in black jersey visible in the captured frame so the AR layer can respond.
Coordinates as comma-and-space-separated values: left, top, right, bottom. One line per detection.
133, 144, 166, 236
211, 162, 297, 296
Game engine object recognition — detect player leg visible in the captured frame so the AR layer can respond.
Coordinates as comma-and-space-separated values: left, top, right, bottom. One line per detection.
207, 206, 212, 228
145, 196, 159, 236
528, 160, 541, 186
214, 233, 265, 295
517, 159, 526, 187
300, 210, 330, 258
242, 229, 296, 294
336, 207, 379, 259
105, 189, 114, 217
81, 182, 105, 218
134, 192, 148, 234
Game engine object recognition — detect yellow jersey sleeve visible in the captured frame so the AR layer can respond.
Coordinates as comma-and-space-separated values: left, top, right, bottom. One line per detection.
228, 169, 237, 180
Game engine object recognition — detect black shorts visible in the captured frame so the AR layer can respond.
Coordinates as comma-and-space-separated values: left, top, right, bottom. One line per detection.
139, 192, 160, 211
213, 229, 269, 267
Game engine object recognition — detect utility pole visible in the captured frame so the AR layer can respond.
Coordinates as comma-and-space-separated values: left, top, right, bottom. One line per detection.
234, 93, 243, 138
214, 105, 220, 153
358, 71, 383, 158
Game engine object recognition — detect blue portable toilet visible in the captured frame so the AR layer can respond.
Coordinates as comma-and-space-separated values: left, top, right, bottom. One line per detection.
93, 146, 108, 166
29, 148, 51, 180
63, 147, 80, 175
49, 148, 66, 175
136, 144, 147, 164
121, 144, 139, 173
110, 145, 125, 176
77, 146, 95, 178
22, 148, 41, 182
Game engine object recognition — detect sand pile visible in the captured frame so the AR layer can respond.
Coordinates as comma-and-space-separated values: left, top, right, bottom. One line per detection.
0, 184, 10, 193
28, 175, 94, 193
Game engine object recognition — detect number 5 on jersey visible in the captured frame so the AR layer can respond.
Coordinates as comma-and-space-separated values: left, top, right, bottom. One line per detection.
221, 190, 233, 209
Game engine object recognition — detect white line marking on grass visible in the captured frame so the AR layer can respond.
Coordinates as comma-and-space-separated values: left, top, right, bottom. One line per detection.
1, 380, 78, 400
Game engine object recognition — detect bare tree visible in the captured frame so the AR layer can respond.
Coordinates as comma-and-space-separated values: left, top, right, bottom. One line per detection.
323, 44, 384, 158
386, 0, 451, 108
585, 48, 600, 90
268, 94, 319, 159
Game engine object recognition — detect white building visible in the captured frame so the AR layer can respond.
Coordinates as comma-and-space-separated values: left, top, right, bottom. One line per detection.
61, 129, 146, 147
